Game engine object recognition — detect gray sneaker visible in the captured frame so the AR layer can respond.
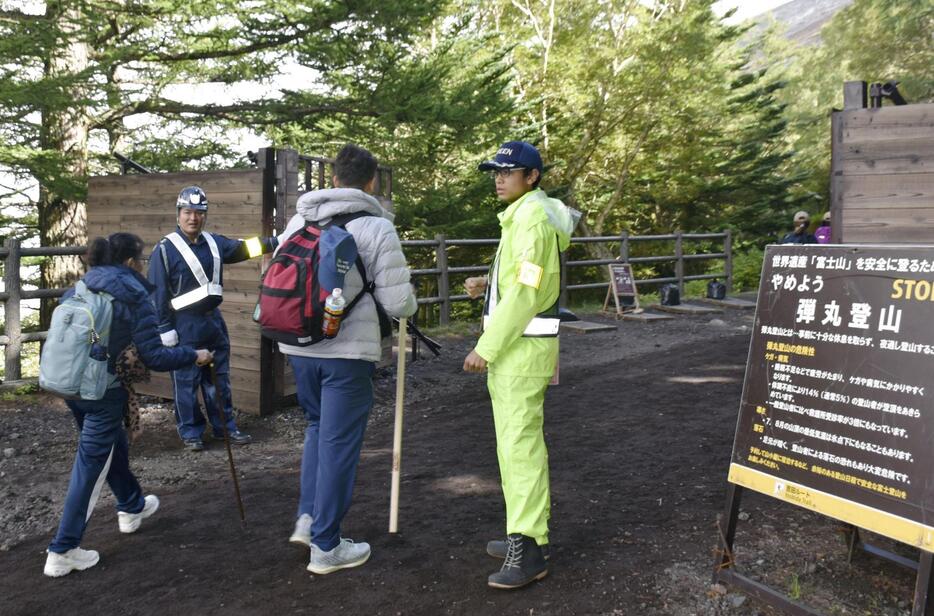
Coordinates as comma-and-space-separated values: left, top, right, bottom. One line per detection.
289, 513, 312, 546
307, 538, 371, 575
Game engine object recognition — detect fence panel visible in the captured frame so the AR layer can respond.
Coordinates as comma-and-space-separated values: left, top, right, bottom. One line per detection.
1, 230, 733, 383
401, 230, 733, 324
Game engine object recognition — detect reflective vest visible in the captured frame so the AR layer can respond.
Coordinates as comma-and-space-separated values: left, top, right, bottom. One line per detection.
164, 231, 223, 311
482, 243, 561, 338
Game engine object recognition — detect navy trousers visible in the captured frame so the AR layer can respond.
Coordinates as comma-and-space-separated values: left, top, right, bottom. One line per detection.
289, 356, 375, 551
49, 387, 145, 553
171, 310, 238, 441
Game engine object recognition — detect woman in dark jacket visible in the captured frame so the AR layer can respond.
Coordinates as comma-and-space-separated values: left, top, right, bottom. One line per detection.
44, 233, 213, 578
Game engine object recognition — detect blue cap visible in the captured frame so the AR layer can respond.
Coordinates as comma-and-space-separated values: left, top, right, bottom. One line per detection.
318, 226, 358, 292
478, 141, 543, 172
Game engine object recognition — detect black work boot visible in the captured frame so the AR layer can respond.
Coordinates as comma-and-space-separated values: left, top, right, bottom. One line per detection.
487, 534, 548, 589
487, 538, 551, 561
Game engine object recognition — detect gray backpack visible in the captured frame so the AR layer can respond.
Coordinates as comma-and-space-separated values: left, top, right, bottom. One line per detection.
39, 281, 117, 400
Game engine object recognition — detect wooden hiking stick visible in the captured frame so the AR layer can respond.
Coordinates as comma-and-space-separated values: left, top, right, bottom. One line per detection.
209, 361, 246, 524
389, 318, 407, 533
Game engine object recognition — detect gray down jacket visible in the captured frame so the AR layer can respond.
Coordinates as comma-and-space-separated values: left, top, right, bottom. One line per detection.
274, 187, 418, 361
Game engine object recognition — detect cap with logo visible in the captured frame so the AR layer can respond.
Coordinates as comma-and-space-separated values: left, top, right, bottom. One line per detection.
478, 141, 543, 172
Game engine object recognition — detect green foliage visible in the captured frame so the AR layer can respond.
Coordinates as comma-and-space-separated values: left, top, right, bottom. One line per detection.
0, 382, 40, 400
788, 572, 802, 601
266, 14, 518, 241
0, 0, 457, 246
2, 0, 929, 329
775, 0, 934, 207
731, 246, 765, 292
460, 1, 802, 246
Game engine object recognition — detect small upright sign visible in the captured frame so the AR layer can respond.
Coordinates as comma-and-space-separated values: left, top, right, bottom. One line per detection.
603, 262, 640, 317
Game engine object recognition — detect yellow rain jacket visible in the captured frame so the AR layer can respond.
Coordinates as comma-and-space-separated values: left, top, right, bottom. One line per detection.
474, 188, 575, 544
476, 188, 574, 375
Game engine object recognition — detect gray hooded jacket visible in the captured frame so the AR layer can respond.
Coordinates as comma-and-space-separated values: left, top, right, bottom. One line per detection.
275, 188, 417, 361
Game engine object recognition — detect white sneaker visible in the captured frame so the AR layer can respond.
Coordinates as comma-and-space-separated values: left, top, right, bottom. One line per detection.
118, 494, 160, 534
307, 538, 371, 575
44, 547, 100, 577
289, 513, 313, 546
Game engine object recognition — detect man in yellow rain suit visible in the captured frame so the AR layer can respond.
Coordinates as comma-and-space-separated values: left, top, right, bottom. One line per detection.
464, 140, 577, 589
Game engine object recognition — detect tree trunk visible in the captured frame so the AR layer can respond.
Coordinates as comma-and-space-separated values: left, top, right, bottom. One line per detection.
39, 3, 90, 327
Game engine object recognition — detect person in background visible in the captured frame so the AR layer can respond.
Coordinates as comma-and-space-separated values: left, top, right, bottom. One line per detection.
779, 211, 817, 245
44, 233, 213, 578
815, 211, 832, 244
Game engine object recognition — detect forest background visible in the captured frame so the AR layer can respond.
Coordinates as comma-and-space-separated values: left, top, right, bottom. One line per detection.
1, 0, 932, 330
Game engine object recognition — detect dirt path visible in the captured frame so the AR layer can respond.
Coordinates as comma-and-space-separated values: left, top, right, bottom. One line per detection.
0, 310, 919, 615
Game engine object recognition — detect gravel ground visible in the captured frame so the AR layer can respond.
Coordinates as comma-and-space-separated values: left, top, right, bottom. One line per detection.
0, 305, 920, 615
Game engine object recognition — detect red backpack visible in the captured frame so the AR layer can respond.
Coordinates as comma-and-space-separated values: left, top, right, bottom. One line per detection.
254, 212, 374, 346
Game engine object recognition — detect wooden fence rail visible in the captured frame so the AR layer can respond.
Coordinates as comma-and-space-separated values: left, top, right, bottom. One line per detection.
0, 230, 732, 380
1, 242, 87, 382
403, 230, 733, 325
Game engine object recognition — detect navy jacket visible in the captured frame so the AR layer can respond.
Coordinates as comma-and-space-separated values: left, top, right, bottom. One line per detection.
147, 228, 276, 334
65, 265, 197, 374
779, 231, 818, 245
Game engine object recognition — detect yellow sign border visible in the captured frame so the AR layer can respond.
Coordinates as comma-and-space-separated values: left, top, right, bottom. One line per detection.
729, 463, 934, 552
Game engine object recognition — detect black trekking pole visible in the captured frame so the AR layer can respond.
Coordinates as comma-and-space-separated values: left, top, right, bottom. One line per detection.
208, 361, 246, 524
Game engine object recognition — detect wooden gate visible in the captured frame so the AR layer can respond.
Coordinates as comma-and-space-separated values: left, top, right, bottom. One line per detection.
87, 148, 393, 414
832, 84, 934, 243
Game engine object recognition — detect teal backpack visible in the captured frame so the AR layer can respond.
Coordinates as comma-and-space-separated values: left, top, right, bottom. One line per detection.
39, 280, 117, 400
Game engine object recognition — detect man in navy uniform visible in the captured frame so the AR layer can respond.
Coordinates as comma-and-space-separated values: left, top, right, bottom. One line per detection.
148, 186, 278, 451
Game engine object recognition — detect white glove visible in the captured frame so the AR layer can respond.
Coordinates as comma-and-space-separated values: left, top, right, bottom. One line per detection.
160, 329, 179, 347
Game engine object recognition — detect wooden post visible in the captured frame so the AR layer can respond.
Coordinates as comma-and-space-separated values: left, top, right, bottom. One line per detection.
724, 229, 733, 293
389, 318, 408, 533
317, 159, 325, 191
411, 309, 419, 362
559, 251, 568, 307
843, 81, 868, 111
435, 235, 450, 326
619, 231, 630, 262
674, 231, 684, 295
257, 148, 298, 415
3, 238, 22, 382
830, 110, 844, 244
258, 149, 279, 415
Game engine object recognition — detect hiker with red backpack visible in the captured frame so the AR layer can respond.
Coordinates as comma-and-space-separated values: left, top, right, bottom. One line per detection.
259, 144, 416, 574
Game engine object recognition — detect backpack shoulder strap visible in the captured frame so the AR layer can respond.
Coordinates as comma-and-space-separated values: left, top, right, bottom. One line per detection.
322, 211, 386, 328
322, 210, 377, 291
334, 213, 395, 338
325, 211, 376, 230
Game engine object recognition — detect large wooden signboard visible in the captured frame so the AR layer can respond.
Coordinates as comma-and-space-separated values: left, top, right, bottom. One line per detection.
730, 244, 934, 550
603, 262, 640, 316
